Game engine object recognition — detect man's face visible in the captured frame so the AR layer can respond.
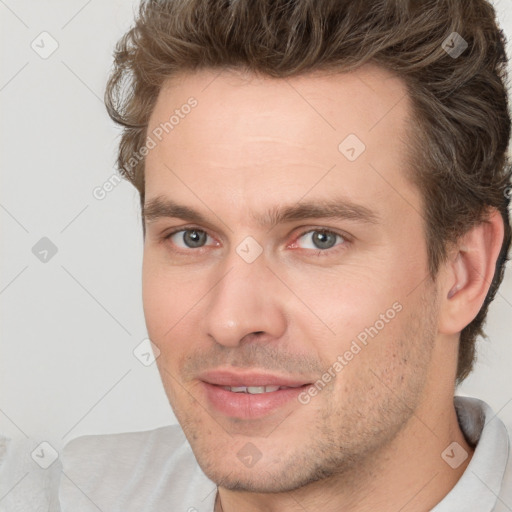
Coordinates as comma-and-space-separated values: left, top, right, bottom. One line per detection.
142, 66, 441, 492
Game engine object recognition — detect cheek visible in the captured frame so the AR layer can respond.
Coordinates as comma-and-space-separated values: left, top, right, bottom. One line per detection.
142, 255, 215, 389
284, 257, 422, 382
285, 264, 401, 342
142, 252, 204, 340
142, 263, 171, 340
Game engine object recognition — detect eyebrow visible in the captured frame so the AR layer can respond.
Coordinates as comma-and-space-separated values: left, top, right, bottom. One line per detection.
143, 195, 379, 228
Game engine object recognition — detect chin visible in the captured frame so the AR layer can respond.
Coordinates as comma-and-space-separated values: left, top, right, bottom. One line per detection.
203, 468, 305, 493
195, 450, 342, 494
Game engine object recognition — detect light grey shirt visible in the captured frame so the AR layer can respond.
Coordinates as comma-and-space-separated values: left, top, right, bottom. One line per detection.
0, 396, 510, 511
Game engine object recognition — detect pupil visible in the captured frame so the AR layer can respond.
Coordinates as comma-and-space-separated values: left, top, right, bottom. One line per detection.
313, 231, 336, 249
184, 230, 207, 248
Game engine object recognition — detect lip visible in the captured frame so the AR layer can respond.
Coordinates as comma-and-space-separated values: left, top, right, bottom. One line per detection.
198, 369, 312, 388
198, 369, 313, 419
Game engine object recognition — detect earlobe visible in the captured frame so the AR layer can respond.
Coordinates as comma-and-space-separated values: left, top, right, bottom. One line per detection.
438, 208, 504, 335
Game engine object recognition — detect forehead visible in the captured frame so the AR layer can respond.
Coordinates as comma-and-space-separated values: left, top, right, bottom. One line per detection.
144, 65, 419, 227
147, 64, 411, 137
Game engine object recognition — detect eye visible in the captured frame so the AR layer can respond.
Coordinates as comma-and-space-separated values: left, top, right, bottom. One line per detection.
165, 228, 214, 249
293, 229, 347, 252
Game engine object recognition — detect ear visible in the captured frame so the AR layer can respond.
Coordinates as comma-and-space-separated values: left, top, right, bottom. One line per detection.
437, 208, 505, 335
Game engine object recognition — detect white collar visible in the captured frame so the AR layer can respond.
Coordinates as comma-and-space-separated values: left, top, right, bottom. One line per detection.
431, 396, 510, 511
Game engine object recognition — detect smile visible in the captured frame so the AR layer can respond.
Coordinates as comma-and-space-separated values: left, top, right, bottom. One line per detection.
221, 385, 301, 394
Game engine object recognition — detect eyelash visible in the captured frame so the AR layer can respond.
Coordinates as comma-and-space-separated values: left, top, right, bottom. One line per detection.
162, 226, 350, 257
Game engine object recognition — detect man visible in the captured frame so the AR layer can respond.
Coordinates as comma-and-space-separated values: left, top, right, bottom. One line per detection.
1, 0, 510, 510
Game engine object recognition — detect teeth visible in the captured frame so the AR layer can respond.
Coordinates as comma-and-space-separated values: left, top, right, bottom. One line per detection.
221, 385, 284, 394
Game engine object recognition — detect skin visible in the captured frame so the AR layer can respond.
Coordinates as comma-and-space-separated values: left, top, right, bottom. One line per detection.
141, 65, 504, 512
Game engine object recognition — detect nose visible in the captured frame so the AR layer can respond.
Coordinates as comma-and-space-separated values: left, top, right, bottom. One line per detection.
201, 252, 287, 348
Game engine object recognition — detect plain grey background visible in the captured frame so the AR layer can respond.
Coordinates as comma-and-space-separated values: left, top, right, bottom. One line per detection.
1, 0, 511, 453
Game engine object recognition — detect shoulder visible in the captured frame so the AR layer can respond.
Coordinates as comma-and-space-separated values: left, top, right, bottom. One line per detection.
453, 396, 512, 512
494, 414, 512, 512
62, 422, 188, 464
60, 424, 216, 511
0, 433, 63, 512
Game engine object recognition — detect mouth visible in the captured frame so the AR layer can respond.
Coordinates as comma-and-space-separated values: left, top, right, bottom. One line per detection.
198, 369, 313, 419
220, 385, 303, 394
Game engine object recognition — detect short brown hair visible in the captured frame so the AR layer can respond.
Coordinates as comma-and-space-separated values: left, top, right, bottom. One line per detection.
105, 0, 512, 384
